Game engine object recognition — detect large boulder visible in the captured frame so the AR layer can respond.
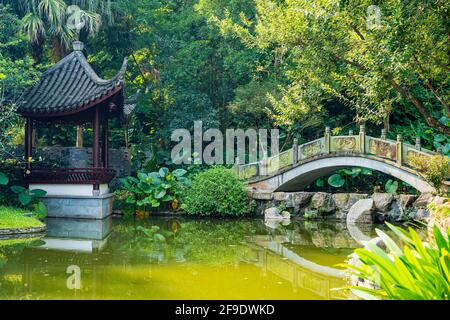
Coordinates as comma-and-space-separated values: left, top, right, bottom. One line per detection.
264, 207, 282, 219
414, 193, 434, 208
333, 193, 350, 211
336, 193, 368, 220
264, 207, 291, 221
372, 193, 394, 212
273, 192, 294, 208
249, 191, 273, 201
396, 194, 418, 210
387, 200, 403, 221
414, 208, 430, 221
310, 192, 336, 215
347, 199, 374, 224
273, 192, 290, 202
293, 192, 314, 207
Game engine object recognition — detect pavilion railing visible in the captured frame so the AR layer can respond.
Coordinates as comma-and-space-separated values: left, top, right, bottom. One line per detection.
25, 167, 117, 185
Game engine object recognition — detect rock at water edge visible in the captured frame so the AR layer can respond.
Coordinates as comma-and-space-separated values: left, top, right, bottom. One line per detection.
347, 199, 374, 224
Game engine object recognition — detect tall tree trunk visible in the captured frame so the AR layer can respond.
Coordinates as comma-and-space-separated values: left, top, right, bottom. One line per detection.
384, 113, 390, 132
389, 79, 450, 135
52, 38, 67, 63
31, 39, 44, 66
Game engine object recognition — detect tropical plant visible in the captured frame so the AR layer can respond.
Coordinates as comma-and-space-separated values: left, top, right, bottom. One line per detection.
0, 172, 8, 185
182, 166, 251, 217
10, 186, 47, 219
409, 154, 450, 193
313, 167, 413, 194
119, 167, 191, 212
384, 179, 399, 195
341, 223, 450, 300
11, 0, 114, 64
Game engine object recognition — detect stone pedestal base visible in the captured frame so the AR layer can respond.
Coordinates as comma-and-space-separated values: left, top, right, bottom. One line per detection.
42, 194, 114, 220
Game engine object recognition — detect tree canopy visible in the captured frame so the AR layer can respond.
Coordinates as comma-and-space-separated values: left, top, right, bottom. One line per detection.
0, 0, 448, 166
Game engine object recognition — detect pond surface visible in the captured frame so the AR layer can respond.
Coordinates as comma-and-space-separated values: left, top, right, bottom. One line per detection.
0, 217, 379, 300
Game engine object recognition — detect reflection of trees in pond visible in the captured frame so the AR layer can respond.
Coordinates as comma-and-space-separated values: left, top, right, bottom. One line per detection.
174, 220, 259, 265
109, 219, 181, 264
0, 238, 43, 269
109, 218, 260, 266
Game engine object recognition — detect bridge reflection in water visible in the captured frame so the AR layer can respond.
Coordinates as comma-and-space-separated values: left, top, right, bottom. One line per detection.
0, 218, 372, 300
242, 231, 359, 300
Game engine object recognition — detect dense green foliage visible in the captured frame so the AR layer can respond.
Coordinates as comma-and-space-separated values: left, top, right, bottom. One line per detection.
410, 154, 450, 193
118, 167, 191, 212
182, 167, 251, 216
342, 223, 450, 300
0, 0, 448, 199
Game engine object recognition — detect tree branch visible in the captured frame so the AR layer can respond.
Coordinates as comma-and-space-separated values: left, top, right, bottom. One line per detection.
389, 78, 450, 135
413, 55, 450, 116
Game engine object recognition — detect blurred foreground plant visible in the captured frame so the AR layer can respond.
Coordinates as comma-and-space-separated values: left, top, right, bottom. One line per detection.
340, 223, 450, 300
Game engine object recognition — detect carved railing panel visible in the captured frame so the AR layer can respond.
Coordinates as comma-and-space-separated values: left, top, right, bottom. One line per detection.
331, 136, 360, 153
367, 137, 397, 161
299, 138, 325, 160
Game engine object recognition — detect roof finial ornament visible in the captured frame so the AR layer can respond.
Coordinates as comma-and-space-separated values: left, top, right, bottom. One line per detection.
73, 41, 84, 52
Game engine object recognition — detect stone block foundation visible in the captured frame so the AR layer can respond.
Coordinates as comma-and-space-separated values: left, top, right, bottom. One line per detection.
42, 194, 114, 220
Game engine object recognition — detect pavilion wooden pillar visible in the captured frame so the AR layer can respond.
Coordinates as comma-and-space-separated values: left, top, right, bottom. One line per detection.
101, 117, 109, 168
24, 117, 33, 171
93, 107, 101, 191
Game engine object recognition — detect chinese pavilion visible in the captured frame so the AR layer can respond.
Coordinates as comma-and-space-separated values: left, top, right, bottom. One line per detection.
17, 41, 127, 219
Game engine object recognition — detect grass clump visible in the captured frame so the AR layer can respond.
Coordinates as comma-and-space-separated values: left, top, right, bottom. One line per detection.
0, 206, 44, 230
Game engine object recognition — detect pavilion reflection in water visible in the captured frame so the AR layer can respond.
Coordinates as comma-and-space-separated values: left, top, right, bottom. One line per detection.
0, 219, 370, 299
40, 217, 113, 253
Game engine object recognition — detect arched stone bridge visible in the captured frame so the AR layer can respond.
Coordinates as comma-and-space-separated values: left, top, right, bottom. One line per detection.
235, 126, 445, 194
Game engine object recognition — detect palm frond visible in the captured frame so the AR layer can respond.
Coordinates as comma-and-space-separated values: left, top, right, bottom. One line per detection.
38, 0, 66, 25
21, 12, 45, 44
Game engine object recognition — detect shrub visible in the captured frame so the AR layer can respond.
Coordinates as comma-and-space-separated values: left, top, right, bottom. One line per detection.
341, 223, 450, 300
182, 167, 251, 217
119, 167, 191, 212
409, 154, 450, 193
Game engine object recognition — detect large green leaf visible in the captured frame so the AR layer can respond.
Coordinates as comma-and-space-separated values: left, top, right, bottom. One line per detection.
162, 194, 175, 202
328, 174, 345, 188
154, 233, 166, 242
177, 177, 192, 187
125, 196, 136, 204
18, 192, 32, 206
128, 176, 140, 184
315, 179, 325, 187
154, 189, 167, 199
30, 189, 47, 197
173, 169, 187, 178
159, 167, 169, 178
11, 185, 26, 194
385, 180, 399, 194
33, 201, 47, 219
0, 172, 8, 185
138, 182, 153, 193
151, 199, 160, 208
137, 172, 148, 181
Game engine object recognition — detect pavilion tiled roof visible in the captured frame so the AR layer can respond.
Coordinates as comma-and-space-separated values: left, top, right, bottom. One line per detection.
18, 41, 127, 117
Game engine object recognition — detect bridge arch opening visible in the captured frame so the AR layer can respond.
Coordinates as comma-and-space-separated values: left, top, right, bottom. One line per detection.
259, 156, 435, 194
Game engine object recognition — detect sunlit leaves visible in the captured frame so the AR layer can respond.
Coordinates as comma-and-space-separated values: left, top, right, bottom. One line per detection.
342, 223, 450, 300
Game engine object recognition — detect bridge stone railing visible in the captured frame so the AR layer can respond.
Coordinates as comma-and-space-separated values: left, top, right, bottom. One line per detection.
235, 125, 438, 181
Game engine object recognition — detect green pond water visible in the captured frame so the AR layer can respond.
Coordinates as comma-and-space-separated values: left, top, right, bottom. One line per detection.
0, 217, 378, 300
